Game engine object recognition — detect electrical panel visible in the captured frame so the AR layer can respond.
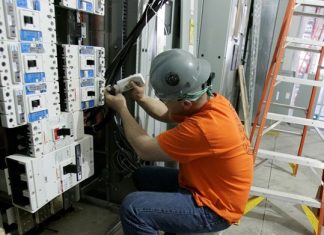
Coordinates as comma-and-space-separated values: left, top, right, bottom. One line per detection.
58, 0, 105, 15
0, 0, 107, 232
58, 45, 105, 112
0, 0, 105, 226
0, 0, 59, 128
6, 134, 94, 213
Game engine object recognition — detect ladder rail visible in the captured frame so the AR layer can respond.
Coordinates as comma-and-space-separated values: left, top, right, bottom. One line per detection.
318, 172, 324, 234
250, 0, 296, 143
295, 47, 324, 175
251, 0, 297, 159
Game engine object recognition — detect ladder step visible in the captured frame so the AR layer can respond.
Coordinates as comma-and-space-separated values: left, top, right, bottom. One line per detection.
286, 37, 324, 47
295, 0, 324, 7
271, 128, 302, 135
258, 149, 324, 169
270, 102, 307, 111
286, 44, 322, 53
250, 186, 321, 208
267, 113, 324, 128
277, 75, 324, 87
294, 10, 324, 18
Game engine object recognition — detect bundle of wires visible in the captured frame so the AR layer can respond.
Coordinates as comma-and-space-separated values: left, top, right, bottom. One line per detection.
88, 0, 169, 133
87, 0, 169, 174
105, 0, 169, 85
111, 116, 142, 176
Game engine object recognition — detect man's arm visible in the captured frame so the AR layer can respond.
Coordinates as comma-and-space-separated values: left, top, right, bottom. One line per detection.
130, 81, 173, 123
105, 92, 173, 161
136, 96, 173, 122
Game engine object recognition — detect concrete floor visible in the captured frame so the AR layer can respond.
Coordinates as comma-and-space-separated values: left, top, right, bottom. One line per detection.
39, 126, 324, 235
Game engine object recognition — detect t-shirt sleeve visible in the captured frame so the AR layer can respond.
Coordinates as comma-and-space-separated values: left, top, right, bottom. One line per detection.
157, 119, 211, 163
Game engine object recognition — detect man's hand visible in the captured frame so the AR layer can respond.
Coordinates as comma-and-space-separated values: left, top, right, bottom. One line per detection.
105, 90, 127, 113
130, 81, 145, 102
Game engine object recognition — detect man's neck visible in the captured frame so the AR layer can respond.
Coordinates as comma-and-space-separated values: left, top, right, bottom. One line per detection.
188, 93, 211, 115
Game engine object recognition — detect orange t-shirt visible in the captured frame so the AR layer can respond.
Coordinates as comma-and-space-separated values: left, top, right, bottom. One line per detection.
157, 94, 253, 224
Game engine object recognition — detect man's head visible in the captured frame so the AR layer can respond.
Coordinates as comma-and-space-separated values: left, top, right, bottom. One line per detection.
149, 49, 212, 102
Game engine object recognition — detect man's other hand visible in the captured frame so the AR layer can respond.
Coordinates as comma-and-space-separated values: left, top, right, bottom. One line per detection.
105, 90, 127, 113
130, 81, 145, 102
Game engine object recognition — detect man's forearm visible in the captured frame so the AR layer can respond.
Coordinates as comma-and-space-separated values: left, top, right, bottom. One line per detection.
137, 96, 172, 122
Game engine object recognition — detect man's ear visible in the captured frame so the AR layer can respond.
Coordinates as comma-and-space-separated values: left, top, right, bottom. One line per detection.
182, 100, 192, 111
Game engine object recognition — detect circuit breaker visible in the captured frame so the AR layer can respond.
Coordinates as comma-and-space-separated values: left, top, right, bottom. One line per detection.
58, 44, 105, 112
0, 0, 57, 43
0, 0, 59, 128
58, 0, 105, 15
6, 135, 94, 213
25, 111, 85, 157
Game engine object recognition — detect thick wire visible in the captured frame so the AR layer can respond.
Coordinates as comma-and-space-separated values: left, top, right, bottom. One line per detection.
91, 1, 167, 173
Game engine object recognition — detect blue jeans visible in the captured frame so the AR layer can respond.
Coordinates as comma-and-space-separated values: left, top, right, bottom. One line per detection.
120, 166, 230, 235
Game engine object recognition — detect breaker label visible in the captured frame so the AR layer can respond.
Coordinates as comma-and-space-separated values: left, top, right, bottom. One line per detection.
24, 73, 45, 83
80, 79, 94, 87
80, 70, 94, 78
16, 0, 41, 10
17, 0, 28, 8
80, 47, 94, 54
25, 83, 47, 95
28, 109, 48, 122
81, 100, 94, 110
21, 43, 44, 53
86, 2, 93, 12
20, 30, 42, 41
75, 144, 82, 181
14, 90, 26, 124
33, 0, 41, 11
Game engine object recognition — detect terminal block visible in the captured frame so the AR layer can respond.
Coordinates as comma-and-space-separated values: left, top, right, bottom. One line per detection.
58, 44, 105, 112
5, 135, 94, 213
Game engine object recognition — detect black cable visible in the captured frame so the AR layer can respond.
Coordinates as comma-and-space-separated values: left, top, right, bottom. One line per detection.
106, 0, 168, 85
87, 0, 168, 133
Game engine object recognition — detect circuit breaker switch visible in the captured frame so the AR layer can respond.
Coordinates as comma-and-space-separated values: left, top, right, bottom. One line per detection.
31, 100, 40, 108
28, 60, 37, 68
24, 16, 34, 24
57, 128, 71, 136
87, 60, 95, 65
87, 91, 95, 96
63, 164, 77, 174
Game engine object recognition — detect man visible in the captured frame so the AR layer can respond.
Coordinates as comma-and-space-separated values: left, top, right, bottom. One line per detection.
105, 49, 253, 235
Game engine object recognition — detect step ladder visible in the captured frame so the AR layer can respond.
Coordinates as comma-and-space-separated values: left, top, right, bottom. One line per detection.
246, 0, 324, 234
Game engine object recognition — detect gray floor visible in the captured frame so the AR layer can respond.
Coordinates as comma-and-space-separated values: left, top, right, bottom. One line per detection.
40, 126, 324, 235
39, 203, 120, 235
